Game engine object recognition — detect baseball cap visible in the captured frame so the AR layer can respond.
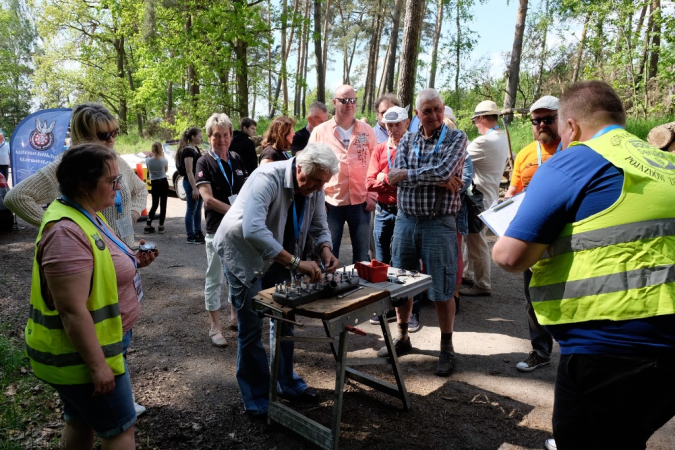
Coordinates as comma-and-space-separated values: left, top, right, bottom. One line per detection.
382, 106, 408, 123
529, 95, 559, 113
473, 100, 500, 117
444, 106, 455, 120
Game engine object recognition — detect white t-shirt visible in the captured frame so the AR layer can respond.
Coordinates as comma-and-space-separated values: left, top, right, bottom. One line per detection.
0, 142, 9, 165
337, 124, 354, 149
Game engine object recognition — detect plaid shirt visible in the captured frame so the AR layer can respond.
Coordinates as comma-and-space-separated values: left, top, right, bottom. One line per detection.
394, 125, 467, 216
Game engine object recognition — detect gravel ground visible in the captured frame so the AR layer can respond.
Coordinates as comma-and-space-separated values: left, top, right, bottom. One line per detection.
1, 193, 674, 449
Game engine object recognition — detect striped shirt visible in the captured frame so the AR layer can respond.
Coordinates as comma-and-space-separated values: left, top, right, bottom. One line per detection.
394, 125, 467, 216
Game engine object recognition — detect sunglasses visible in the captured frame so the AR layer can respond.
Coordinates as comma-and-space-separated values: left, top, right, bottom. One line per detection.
335, 98, 357, 105
530, 115, 557, 126
96, 128, 120, 142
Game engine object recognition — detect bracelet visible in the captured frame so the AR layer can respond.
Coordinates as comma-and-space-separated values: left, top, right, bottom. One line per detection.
291, 256, 301, 270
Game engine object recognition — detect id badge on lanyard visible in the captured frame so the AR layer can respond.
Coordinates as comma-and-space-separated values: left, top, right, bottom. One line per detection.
134, 272, 144, 302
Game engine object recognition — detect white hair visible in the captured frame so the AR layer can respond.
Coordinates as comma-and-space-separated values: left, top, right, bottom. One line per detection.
415, 88, 443, 110
308, 101, 328, 116
205, 113, 233, 137
296, 143, 339, 176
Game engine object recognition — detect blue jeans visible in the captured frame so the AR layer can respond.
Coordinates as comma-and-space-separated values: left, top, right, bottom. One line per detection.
373, 204, 397, 265
326, 202, 371, 263
183, 178, 203, 238
224, 266, 307, 415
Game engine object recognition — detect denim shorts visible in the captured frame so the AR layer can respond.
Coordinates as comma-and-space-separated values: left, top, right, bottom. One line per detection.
392, 212, 458, 301
50, 369, 136, 438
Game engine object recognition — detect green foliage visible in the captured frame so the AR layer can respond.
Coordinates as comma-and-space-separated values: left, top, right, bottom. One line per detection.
0, 0, 36, 134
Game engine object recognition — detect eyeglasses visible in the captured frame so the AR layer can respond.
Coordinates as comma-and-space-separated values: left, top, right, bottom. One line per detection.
530, 115, 557, 126
101, 174, 123, 190
96, 128, 120, 142
471, 116, 480, 124
335, 98, 357, 105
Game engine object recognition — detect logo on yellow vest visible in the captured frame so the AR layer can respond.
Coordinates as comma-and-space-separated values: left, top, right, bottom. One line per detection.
624, 139, 675, 183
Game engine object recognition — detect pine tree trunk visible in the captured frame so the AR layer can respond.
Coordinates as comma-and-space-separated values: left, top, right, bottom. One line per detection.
397, 0, 425, 115
503, 0, 528, 113
572, 12, 590, 83
534, 0, 549, 100
314, 0, 326, 102
384, 0, 404, 94
429, 0, 443, 89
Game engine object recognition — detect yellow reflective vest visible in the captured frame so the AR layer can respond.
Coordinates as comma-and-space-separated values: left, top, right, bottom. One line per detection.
530, 128, 675, 325
25, 200, 125, 385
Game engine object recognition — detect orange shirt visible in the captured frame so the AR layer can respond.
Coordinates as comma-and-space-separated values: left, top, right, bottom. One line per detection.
308, 117, 377, 206
511, 140, 562, 193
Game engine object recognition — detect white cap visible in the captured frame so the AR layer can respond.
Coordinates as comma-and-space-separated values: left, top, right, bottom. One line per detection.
382, 106, 409, 123
530, 95, 559, 113
473, 100, 500, 117
444, 106, 455, 120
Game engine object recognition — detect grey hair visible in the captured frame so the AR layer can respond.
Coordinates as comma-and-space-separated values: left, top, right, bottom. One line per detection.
296, 143, 339, 176
308, 101, 328, 115
415, 88, 443, 110
205, 113, 233, 137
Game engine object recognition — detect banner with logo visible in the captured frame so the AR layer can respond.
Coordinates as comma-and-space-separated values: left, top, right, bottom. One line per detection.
9, 108, 72, 185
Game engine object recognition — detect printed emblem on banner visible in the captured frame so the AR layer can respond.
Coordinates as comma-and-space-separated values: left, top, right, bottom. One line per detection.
29, 119, 56, 151
92, 234, 106, 250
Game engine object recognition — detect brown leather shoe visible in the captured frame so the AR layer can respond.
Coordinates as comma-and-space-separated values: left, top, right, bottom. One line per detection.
458, 286, 491, 296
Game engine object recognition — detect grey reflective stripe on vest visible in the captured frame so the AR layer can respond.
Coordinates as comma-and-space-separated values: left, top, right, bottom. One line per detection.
548, 218, 675, 258
29, 303, 121, 330
26, 341, 123, 367
530, 264, 675, 302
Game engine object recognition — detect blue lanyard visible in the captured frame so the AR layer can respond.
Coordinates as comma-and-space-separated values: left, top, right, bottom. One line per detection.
211, 150, 233, 192
486, 126, 500, 135
114, 191, 122, 213
591, 125, 624, 140
386, 144, 396, 170
413, 124, 447, 159
283, 151, 291, 159
536, 141, 562, 166
292, 198, 306, 241
60, 196, 137, 268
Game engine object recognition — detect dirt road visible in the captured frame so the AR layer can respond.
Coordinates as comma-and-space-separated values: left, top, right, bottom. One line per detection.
2, 195, 674, 449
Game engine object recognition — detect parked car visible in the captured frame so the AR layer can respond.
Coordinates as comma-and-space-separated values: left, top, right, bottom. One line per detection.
119, 140, 187, 201
0, 173, 14, 231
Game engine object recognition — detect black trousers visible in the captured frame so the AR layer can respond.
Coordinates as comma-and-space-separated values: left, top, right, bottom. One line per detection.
148, 178, 169, 225
553, 352, 675, 449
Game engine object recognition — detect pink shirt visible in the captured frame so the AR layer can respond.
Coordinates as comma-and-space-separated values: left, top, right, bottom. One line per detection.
365, 140, 397, 205
309, 117, 377, 206
39, 219, 140, 332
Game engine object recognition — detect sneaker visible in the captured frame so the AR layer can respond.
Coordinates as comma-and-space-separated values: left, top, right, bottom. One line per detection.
544, 438, 557, 450
377, 337, 412, 358
143, 225, 155, 234
369, 309, 396, 325
458, 286, 491, 296
516, 351, 551, 372
435, 350, 456, 377
408, 313, 421, 333
194, 231, 206, 244
187, 235, 198, 244
134, 402, 147, 416
461, 277, 475, 287
158, 225, 165, 234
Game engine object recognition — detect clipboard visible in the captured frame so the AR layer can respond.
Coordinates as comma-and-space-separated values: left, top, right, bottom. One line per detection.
478, 191, 526, 237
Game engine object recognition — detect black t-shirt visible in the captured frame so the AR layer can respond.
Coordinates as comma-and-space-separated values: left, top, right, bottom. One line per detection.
229, 130, 258, 175
259, 145, 290, 164
195, 150, 248, 234
290, 127, 311, 155
179, 145, 202, 176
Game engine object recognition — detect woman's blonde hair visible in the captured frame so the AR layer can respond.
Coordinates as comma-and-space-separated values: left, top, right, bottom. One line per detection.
151, 141, 164, 157
70, 103, 118, 145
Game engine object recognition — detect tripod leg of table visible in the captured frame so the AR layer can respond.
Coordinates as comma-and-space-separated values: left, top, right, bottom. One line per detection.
269, 316, 281, 408
379, 314, 411, 410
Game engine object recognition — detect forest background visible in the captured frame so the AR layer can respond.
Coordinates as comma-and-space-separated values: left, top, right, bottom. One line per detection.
1, 0, 675, 152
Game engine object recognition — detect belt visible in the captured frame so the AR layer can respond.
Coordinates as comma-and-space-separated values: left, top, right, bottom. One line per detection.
377, 201, 398, 214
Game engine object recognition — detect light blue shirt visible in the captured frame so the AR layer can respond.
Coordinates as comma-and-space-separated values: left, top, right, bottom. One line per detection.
213, 158, 332, 286
374, 123, 389, 144
145, 156, 168, 180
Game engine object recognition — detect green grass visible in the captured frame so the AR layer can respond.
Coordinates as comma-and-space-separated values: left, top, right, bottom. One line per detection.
0, 333, 61, 449
626, 116, 675, 141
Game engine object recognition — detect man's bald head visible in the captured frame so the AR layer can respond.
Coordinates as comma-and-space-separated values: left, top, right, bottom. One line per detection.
559, 81, 626, 130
